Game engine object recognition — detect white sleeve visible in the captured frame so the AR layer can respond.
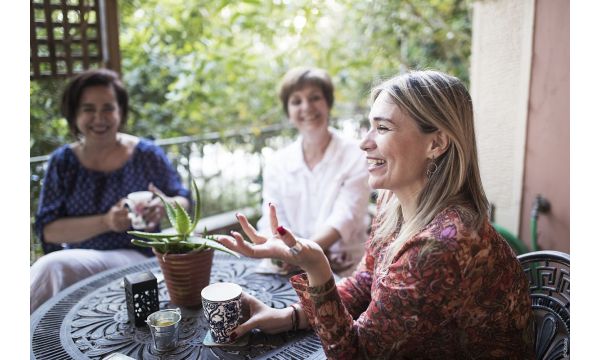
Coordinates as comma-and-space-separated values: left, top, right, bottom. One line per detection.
324, 152, 370, 243
256, 156, 290, 235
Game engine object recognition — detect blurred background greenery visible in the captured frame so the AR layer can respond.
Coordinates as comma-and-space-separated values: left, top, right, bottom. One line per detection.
30, 0, 472, 262
30, 0, 472, 156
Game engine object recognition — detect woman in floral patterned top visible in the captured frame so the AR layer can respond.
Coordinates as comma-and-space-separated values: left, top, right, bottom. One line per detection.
219, 70, 534, 359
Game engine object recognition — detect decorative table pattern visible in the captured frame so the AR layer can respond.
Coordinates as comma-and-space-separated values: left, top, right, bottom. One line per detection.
31, 253, 326, 359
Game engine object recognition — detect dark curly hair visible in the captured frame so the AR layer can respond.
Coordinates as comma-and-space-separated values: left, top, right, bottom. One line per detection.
61, 68, 128, 137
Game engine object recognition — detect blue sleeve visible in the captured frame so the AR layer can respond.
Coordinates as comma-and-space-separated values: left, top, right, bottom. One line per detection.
35, 150, 67, 253
144, 142, 191, 201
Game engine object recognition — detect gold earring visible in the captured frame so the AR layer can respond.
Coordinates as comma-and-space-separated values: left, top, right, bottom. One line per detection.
426, 156, 438, 179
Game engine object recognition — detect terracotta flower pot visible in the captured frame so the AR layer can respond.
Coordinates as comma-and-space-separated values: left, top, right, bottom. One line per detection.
153, 248, 214, 307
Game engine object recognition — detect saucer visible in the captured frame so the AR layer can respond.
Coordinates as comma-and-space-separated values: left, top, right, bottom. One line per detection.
202, 331, 249, 347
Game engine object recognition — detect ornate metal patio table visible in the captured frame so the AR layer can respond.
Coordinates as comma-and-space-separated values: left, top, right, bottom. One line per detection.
30, 253, 327, 359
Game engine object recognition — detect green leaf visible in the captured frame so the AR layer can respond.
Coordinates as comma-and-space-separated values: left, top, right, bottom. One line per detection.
128, 230, 178, 241
191, 179, 202, 231
157, 194, 177, 229
173, 200, 192, 235
131, 239, 166, 253
189, 236, 240, 258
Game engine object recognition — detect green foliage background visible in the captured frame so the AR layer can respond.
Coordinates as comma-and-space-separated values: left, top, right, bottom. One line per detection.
30, 0, 472, 156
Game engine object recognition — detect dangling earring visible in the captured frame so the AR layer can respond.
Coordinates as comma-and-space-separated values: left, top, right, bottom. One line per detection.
426, 156, 438, 179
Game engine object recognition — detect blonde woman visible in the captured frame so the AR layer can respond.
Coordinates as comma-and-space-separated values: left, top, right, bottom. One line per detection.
219, 70, 534, 359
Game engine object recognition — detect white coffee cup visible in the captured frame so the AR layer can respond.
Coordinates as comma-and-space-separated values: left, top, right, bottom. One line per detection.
125, 191, 154, 230
201, 282, 243, 344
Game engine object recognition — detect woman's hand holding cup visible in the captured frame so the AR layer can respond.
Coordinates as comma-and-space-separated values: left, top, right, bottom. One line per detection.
103, 199, 131, 232
143, 183, 168, 230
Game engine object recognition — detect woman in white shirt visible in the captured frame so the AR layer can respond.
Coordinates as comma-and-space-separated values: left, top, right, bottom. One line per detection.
256, 67, 370, 275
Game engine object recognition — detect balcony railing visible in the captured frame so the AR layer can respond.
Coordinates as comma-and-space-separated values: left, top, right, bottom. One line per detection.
30, 116, 367, 263
29, 123, 297, 263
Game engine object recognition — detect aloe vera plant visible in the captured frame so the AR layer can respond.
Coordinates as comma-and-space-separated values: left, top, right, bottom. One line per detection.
129, 180, 239, 257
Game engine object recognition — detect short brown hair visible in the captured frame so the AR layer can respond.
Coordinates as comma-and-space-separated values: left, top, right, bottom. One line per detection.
278, 67, 334, 116
61, 68, 129, 137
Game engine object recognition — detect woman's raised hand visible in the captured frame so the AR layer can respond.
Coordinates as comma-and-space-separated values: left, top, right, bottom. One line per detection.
217, 204, 328, 273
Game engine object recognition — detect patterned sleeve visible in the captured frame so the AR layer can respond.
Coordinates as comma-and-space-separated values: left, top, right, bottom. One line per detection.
291, 237, 462, 359
332, 201, 381, 318
332, 241, 375, 318
34, 150, 67, 252
144, 142, 191, 200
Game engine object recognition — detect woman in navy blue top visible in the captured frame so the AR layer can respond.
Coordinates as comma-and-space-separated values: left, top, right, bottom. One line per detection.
31, 69, 191, 313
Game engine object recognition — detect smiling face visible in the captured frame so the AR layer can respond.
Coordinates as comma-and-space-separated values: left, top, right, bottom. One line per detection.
360, 92, 435, 198
76, 85, 121, 142
287, 84, 330, 136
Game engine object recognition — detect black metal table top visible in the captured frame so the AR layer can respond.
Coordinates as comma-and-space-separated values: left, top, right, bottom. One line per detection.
31, 253, 326, 359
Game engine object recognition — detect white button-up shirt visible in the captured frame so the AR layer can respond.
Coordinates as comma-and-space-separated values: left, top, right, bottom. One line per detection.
257, 129, 371, 269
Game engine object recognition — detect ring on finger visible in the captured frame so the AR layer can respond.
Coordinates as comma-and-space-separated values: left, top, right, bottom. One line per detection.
288, 242, 302, 256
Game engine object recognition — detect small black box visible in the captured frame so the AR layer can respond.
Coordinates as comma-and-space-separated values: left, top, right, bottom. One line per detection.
124, 271, 160, 326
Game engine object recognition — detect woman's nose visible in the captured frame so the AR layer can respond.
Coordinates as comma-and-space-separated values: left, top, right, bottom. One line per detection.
300, 99, 312, 111
359, 129, 375, 151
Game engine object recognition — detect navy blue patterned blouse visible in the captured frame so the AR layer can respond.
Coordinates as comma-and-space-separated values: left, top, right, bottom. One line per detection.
35, 138, 191, 256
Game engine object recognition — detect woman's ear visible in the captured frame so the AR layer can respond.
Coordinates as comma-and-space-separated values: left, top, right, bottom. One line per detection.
428, 131, 450, 158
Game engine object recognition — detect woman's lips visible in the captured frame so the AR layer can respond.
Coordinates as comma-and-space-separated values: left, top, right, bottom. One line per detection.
366, 158, 386, 171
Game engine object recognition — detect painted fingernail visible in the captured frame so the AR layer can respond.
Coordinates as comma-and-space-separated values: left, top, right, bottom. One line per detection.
277, 226, 286, 236
235, 213, 240, 219
268, 202, 272, 207
230, 332, 237, 341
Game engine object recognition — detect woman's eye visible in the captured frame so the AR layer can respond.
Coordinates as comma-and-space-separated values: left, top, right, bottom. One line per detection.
82, 108, 94, 113
310, 95, 322, 102
376, 125, 390, 133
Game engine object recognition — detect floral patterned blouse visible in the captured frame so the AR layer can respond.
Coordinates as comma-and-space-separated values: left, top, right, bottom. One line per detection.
290, 205, 535, 359
35, 139, 191, 256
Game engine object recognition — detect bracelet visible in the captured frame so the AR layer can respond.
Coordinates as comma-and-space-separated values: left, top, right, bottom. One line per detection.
289, 303, 300, 331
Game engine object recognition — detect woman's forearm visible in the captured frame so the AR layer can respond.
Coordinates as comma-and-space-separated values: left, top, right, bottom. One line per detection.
43, 215, 110, 244
305, 252, 334, 288
296, 305, 310, 330
311, 226, 340, 251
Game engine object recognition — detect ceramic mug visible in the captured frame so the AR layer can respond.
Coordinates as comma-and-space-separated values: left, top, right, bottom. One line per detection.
124, 191, 154, 230
201, 282, 243, 344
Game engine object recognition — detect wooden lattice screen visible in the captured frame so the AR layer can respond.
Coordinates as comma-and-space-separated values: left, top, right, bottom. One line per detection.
30, 0, 121, 79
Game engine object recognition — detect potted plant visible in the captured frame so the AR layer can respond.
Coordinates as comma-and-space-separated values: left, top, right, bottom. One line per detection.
129, 180, 239, 307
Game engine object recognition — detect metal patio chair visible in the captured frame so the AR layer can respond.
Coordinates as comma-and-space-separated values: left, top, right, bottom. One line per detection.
518, 250, 570, 360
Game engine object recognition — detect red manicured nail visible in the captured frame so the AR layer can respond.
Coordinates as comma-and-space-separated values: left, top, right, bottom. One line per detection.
277, 226, 286, 236
230, 332, 237, 341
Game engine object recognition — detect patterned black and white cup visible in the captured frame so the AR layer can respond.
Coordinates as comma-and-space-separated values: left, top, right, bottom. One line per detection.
201, 282, 243, 344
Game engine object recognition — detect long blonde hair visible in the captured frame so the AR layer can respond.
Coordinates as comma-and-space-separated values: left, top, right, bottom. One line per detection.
372, 70, 489, 269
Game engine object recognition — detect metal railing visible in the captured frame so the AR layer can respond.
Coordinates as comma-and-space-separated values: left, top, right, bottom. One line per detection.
29, 123, 297, 263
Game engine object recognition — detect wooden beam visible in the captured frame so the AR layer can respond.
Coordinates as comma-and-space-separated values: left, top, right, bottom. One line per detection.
101, 0, 121, 75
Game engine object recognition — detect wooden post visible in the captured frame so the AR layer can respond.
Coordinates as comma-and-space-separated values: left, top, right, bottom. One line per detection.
101, 0, 121, 75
